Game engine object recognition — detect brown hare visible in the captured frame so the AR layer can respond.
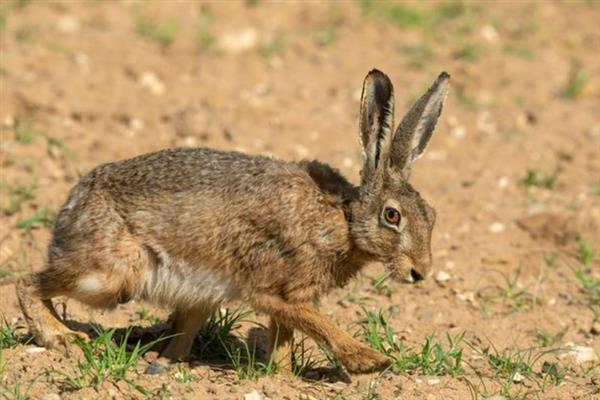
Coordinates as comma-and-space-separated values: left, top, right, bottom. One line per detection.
16, 69, 449, 375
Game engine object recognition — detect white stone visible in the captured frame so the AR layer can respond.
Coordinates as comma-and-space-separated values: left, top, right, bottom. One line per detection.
139, 71, 165, 95
489, 222, 506, 233
41, 394, 60, 400
512, 371, 524, 382
218, 28, 258, 53
568, 346, 598, 364
480, 25, 499, 42
24, 346, 47, 354
497, 177, 509, 188
450, 125, 466, 138
427, 378, 440, 385
434, 271, 451, 283
457, 291, 475, 303
56, 15, 80, 34
244, 390, 262, 400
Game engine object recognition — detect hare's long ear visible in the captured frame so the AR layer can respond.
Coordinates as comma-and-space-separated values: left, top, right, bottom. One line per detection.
359, 69, 395, 186
389, 71, 450, 179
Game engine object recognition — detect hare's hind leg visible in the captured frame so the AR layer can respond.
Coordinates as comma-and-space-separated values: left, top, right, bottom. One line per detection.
268, 319, 294, 373
146, 303, 215, 375
255, 296, 391, 374
16, 270, 88, 350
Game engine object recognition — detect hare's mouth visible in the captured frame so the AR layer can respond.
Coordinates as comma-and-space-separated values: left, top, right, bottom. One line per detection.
386, 263, 425, 284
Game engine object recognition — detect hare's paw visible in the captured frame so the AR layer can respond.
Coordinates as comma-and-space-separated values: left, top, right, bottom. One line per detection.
340, 345, 391, 374
35, 328, 89, 357
40, 328, 88, 348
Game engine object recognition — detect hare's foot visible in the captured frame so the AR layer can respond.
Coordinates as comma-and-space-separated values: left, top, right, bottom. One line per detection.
338, 344, 391, 374
17, 273, 88, 353
37, 322, 89, 350
267, 318, 294, 374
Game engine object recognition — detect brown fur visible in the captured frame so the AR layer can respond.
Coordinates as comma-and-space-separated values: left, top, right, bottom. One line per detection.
16, 70, 449, 374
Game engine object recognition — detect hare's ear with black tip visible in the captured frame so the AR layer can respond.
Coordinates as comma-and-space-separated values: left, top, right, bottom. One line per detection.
359, 69, 395, 186
389, 71, 450, 180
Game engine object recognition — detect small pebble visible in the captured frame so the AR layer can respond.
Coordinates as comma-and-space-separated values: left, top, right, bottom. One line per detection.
457, 291, 475, 303
244, 390, 262, 400
24, 346, 46, 354
139, 71, 165, 95
41, 395, 60, 400
56, 15, 80, 34
480, 25, 499, 42
512, 371, 524, 382
567, 346, 598, 364
218, 28, 258, 53
434, 271, 451, 284
497, 177, 509, 188
427, 378, 440, 385
489, 222, 506, 233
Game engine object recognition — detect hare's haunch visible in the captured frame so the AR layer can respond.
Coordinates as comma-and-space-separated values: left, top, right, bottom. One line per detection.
16, 69, 449, 374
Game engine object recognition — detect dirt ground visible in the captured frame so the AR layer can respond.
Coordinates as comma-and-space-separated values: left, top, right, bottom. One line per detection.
1, 1, 599, 399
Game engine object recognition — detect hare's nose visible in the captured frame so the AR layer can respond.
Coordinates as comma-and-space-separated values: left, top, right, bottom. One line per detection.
410, 268, 425, 282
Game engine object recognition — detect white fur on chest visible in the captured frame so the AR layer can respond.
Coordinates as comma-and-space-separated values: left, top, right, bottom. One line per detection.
140, 252, 238, 308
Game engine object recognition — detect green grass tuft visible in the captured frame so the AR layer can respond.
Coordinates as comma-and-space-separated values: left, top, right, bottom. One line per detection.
15, 208, 55, 231
576, 235, 595, 266
562, 60, 588, 100
13, 118, 38, 145
358, 308, 464, 376
479, 268, 539, 315
531, 327, 568, 347
135, 13, 179, 46
196, 8, 214, 50
520, 168, 559, 189
54, 327, 164, 394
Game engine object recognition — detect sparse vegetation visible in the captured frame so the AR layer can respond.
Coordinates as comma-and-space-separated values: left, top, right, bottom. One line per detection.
358, 308, 464, 376
135, 12, 179, 46
577, 235, 595, 266
13, 118, 38, 145
196, 8, 214, 50
224, 338, 276, 380
54, 327, 164, 394
520, 168, 559, 189
0, 321, 22, 349
562, 61, 588, 100
195, 308, 252, 359
360, 0, 470, 31
15, 208, 55, 230
0, 179, 36, 215
531, 327, 568, 347
133, 307, 161, 326
479, 269, 540, 314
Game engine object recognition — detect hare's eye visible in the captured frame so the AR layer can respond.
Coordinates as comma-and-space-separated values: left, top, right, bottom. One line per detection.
383, 207, 401, 226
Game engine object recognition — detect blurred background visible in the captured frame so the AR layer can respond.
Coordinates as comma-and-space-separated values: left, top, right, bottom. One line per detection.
0, 1, 599, 399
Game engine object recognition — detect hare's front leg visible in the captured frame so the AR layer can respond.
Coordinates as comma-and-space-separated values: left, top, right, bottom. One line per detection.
256, 297, 390, 374
268, 319, 294, 373
146, 303, 215, 375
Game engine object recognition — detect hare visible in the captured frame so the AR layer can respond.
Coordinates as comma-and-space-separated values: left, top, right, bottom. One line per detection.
16, 69, 449, 375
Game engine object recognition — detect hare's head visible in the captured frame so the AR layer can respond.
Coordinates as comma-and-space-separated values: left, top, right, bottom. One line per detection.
350, 70, 449, 283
